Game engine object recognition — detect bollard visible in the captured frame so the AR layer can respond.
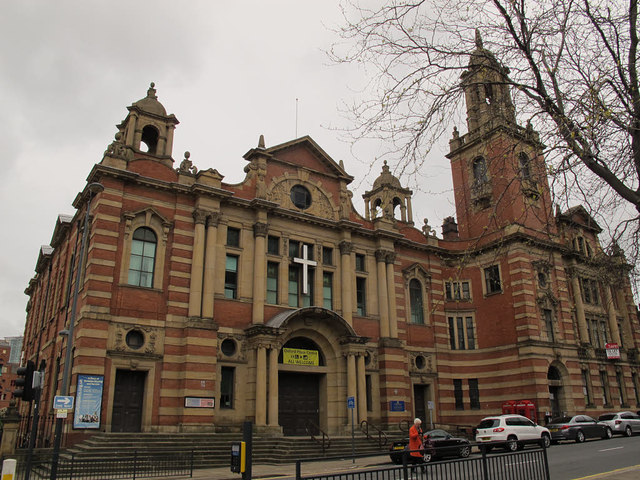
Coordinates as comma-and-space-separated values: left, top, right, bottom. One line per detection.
2, 459, 17, 480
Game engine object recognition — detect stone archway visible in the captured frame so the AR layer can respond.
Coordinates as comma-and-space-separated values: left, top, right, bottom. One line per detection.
547, 363, 568, 418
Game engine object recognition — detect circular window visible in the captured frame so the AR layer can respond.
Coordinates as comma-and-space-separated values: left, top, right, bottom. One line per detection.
290, 185, 312, 210
126, 330, 145, 350
221, 339, 237, 357
415, 355, 426, 370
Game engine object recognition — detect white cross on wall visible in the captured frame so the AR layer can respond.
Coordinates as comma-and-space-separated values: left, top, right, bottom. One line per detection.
293, 244, 317, 295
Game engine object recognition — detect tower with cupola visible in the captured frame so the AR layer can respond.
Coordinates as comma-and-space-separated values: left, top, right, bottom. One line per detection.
446, 31, 555, 241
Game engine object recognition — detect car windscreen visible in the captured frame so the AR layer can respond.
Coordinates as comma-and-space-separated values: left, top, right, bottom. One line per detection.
598, 414, 616, 421
550, 416, 572, 424
477, 419, 499, 429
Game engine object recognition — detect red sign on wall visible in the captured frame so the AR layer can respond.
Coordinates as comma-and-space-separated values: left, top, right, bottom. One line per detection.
605, 343, 621, 359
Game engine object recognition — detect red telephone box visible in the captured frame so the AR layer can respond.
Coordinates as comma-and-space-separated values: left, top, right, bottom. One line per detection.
502, 399, 536, 422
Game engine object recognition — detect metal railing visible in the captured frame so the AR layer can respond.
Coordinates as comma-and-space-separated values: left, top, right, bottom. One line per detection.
2, 449, 194, 480
359, 421, 388, 449
296, 445, 550, 480
304, 419, 331, 455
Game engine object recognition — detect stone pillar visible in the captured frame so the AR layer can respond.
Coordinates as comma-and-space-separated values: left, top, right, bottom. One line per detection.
570, 273, 589, 343
406, 196, 413, 224
252, 221, 268, 324
340, 241, 353, 325
202, 213, 220, 319
386, 253, 398, 338
0, 400, 20, 456
356, 354, 367, 423
188, 210, 207, 318
268, 346, 279, 426
256, 346, 267, 426
375, 250, 390, 338
347, 353, 356, 427
604, 286, 622, 345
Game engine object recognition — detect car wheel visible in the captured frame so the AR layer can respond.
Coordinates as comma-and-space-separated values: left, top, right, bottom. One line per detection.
603, 427, 613, 439
506, 436, 518, 452
459, 445, 471, 458
423, 452, 432, 463
625, 426, 632, 437
540, 433, 551, 448
576, 430, 585, 443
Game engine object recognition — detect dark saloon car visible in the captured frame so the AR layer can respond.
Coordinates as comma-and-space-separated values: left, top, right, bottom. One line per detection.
546, 415, 613, 443
389, 429, 471, 463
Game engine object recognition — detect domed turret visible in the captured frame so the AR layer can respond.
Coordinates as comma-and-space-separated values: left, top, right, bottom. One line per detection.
363, 161, 413, 224
114, 83, 180, 166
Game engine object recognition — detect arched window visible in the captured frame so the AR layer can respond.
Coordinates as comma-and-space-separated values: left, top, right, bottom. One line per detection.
519, 153, 531, 179
409, 279, 424, 324
128, 227, 157, 287
472, 157, 488, 185
140, 125, 159, 154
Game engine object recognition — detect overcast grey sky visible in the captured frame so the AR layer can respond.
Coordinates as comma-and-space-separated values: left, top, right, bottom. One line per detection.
0, 1, 455, 338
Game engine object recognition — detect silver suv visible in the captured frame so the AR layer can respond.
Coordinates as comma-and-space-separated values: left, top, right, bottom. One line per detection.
476, 414, 551, 452
597, 411, 640, 437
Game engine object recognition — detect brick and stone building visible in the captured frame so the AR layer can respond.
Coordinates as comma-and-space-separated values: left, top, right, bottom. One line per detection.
19, 38, 640, 445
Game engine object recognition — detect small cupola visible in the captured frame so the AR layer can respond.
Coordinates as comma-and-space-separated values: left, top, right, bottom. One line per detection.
115, 83, 179, 165
363, 161, 414, 224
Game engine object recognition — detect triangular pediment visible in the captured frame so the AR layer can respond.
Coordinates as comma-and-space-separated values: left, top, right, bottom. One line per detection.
558, 205, 602, 233
245, 136, 353, 184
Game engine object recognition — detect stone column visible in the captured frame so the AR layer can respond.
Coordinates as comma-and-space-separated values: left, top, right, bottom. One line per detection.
0, 400, 20, 456
256, 346, 267, 426
570, 272, 589, 343
252, 221, 268, 324
356, 354, 367, 423
604, 286, 622, 345
188, 209, 207, 318
268, 346, 279, 426
375, 250, 390, 338
340, 241, 353, 325
347, 352, 356, 427
386, 252, 398, 338
202, 213, 220, 319
406, 196, 413, 224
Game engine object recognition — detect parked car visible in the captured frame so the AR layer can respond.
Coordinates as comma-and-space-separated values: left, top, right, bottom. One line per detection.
597, 411, 640, 437
389, 429, 472, 463
475, 414, 551, 452
546, 415, 612, 443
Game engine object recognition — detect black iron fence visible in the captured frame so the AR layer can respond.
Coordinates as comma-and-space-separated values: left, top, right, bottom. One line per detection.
296, 447, 550, 480
17, 413, 59, 449
1, 449, 194, 480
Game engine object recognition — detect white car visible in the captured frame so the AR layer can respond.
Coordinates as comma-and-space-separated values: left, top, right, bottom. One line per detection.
597, 411, 640, 437
475, 414, 551, 452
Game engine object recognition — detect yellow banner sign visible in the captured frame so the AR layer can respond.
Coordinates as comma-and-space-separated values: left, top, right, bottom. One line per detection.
283, 348, 319, 366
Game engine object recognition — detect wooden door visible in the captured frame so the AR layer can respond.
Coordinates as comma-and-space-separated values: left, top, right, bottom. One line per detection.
279, 372, 320, 435
111, 369, 146, 432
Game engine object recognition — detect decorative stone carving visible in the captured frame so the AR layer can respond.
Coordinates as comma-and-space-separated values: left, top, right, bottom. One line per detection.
177, 151, 198, 175
193, 209, 208, 225
111, 323, 162, 358
253, 222, 268, 238
207, 212, 221, 228
104, 132, 134, 161
339, 241, 353, 256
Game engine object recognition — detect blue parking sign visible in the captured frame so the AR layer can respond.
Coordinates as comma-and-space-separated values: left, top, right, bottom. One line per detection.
347, 396, 355, 409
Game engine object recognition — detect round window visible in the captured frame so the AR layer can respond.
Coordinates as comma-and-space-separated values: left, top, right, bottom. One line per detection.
220, 339, 237, 357
290, 185, 312, 210
126, 330, 145, 350
415, 355, 426, 370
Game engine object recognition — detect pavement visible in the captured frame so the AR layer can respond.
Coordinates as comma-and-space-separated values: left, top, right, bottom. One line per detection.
158, 456, 640, 480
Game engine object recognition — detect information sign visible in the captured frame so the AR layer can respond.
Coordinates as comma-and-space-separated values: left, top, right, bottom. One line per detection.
73, 374, 104, 429
347, 396, 355, 409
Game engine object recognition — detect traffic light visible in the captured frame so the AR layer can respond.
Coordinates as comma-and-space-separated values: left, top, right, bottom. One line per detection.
14, 360, 35, 402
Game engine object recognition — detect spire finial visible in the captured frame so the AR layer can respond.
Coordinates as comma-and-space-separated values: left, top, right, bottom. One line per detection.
258, 134, 265, 149
475, 29, 483, 49
147, 82, 157, 99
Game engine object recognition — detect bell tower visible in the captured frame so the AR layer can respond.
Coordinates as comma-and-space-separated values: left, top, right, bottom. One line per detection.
363, 161, 414, 225
115, 83, 179, 167
446, 31, 554, 241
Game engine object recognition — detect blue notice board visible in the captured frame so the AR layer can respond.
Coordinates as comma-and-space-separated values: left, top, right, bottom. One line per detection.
73, 374, 104, 429
389, 400, 405, 412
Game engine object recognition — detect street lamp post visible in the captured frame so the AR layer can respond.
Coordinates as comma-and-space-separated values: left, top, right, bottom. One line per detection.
49, 182, 103, 480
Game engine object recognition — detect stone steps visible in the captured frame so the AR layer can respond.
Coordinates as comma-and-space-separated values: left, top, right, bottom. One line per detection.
60, 431, 399, 468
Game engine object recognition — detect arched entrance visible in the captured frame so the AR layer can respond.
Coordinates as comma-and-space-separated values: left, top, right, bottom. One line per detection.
547, 365, 563, 418
265, 307, 367, 436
